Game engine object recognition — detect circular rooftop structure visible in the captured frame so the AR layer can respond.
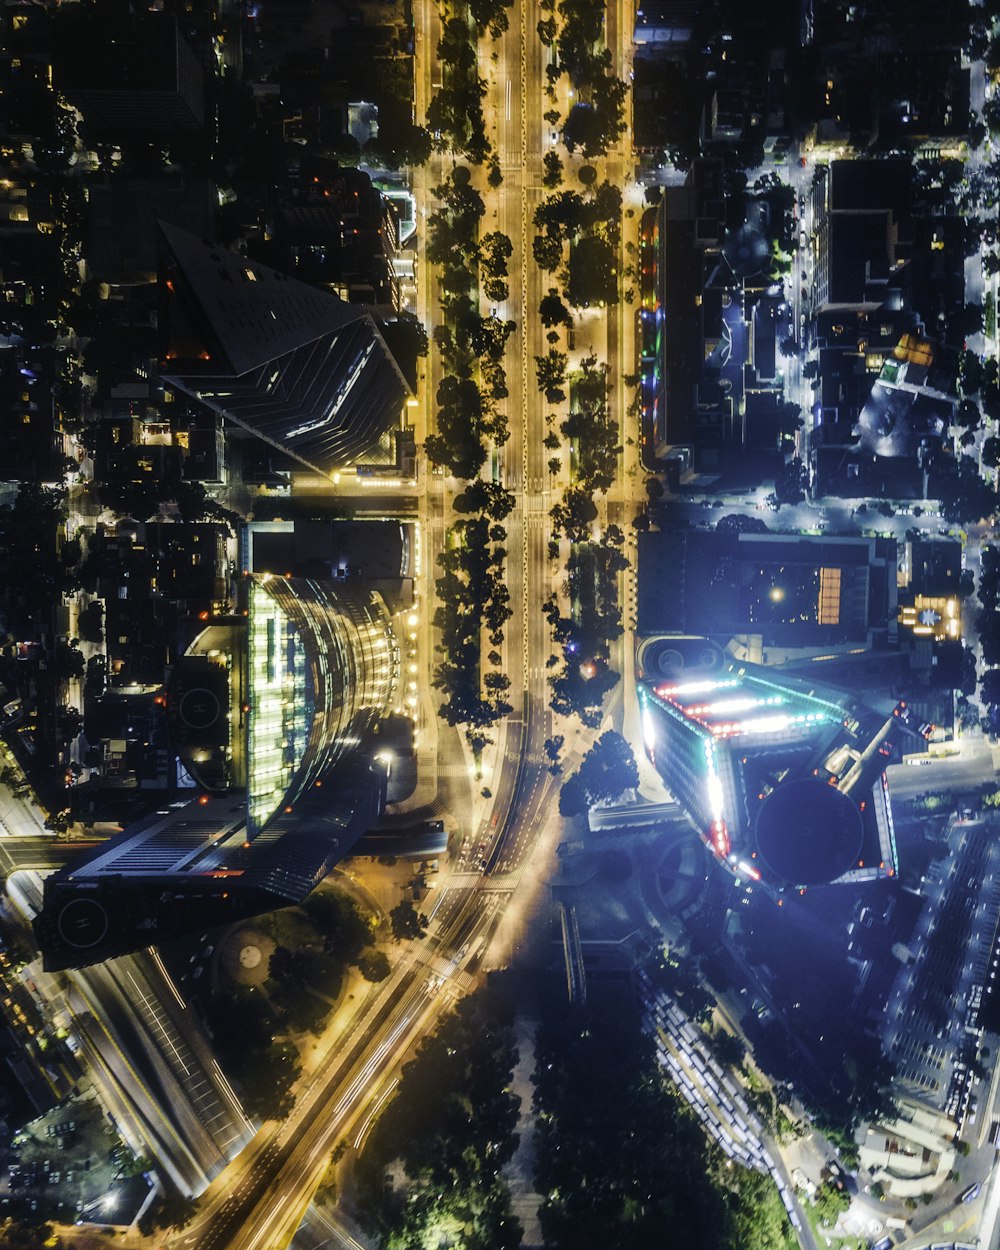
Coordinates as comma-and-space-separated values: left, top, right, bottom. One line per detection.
755, 779, 864, 886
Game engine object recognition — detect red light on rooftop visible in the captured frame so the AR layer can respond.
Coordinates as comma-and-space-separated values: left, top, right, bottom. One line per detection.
285, 805, 293, 813
198, 610, 209, 620
314, 780, 323, 788
198, 795, 209, 806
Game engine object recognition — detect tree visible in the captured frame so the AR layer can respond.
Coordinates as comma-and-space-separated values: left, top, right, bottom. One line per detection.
358, 950, 391, 982
813, 1182, 850, 1226
453, 479, 516, 519
470, 0, 512, 38
567, 234, 617, 307
713, 1029, 745, 1067
534, 190, 586, 241
78, 600, 104, 644
982, 668, 1000, 706
539, 289, 571, 327
956, 398, 983, 433
138, 1192, 199, 1235
561, 83, 627, 157
537, 15, 557, 44
772, 456, 808, 506
533, 233, 564, 270
366, 122, 432, 168
535, 348, 568, 402
480, 230, 513, 278
983, 436, 1000, 468
390, 900, 428, 942
939, 455, 997, 524
560, 731, 641, 818
558, 771, 587, 816
56, 643, 85, 680
543, 149, 563, 189
980, 611, 1000, 665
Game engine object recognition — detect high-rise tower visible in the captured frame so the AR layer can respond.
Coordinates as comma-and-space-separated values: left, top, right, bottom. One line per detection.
637, 653, 927, 892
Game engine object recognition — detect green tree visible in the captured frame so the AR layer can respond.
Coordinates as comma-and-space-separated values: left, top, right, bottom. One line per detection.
813, 1182, 850, 1226
390, 900, 428, 942
533, 232, 564, 270
981, 667, 1000, 705
572, 731, 639, 806
539, 289, 571, 327
358, 950, 391, 982
567, 234, 617, 307
470, 0, 512, 38
535, 348, 569, 402
139, 1191, 199, 1234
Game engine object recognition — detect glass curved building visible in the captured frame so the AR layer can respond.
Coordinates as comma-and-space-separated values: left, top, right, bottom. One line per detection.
244, 575, 397, 832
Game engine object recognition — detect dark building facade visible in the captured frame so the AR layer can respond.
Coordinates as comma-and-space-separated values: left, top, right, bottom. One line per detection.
638, 530, 897, 655
35, 576, 399, 969
53, 10, 205, 135
158, 224, 411, 475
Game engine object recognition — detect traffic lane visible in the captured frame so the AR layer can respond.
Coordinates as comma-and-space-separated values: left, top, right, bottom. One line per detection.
886, 747, 995, 800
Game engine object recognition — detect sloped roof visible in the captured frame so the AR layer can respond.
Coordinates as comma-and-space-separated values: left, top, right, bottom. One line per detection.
159, 221, 367, 376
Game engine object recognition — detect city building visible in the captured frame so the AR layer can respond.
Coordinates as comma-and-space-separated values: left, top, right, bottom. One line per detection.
858, 1100, 959, 1199
241, 518, 415, 612
811, 334, 958, 501
52, 9, 205, 136
882, 817, 1000, 1117
261, 156, 403, 311
636, 655, 923, 892
34, 574, 400, 968
158, 224, 412, 477
637, 530, 897, 661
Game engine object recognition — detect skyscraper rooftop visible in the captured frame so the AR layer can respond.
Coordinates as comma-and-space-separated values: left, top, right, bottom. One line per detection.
159, 224, 411, 474
637, 657, 927, 893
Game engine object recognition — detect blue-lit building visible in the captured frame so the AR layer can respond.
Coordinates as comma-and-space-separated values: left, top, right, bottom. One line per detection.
35, 576, 400, 968
637, 657, 925, 892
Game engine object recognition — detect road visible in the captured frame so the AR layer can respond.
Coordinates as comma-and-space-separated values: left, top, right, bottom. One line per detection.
162, 0, 627, 1239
